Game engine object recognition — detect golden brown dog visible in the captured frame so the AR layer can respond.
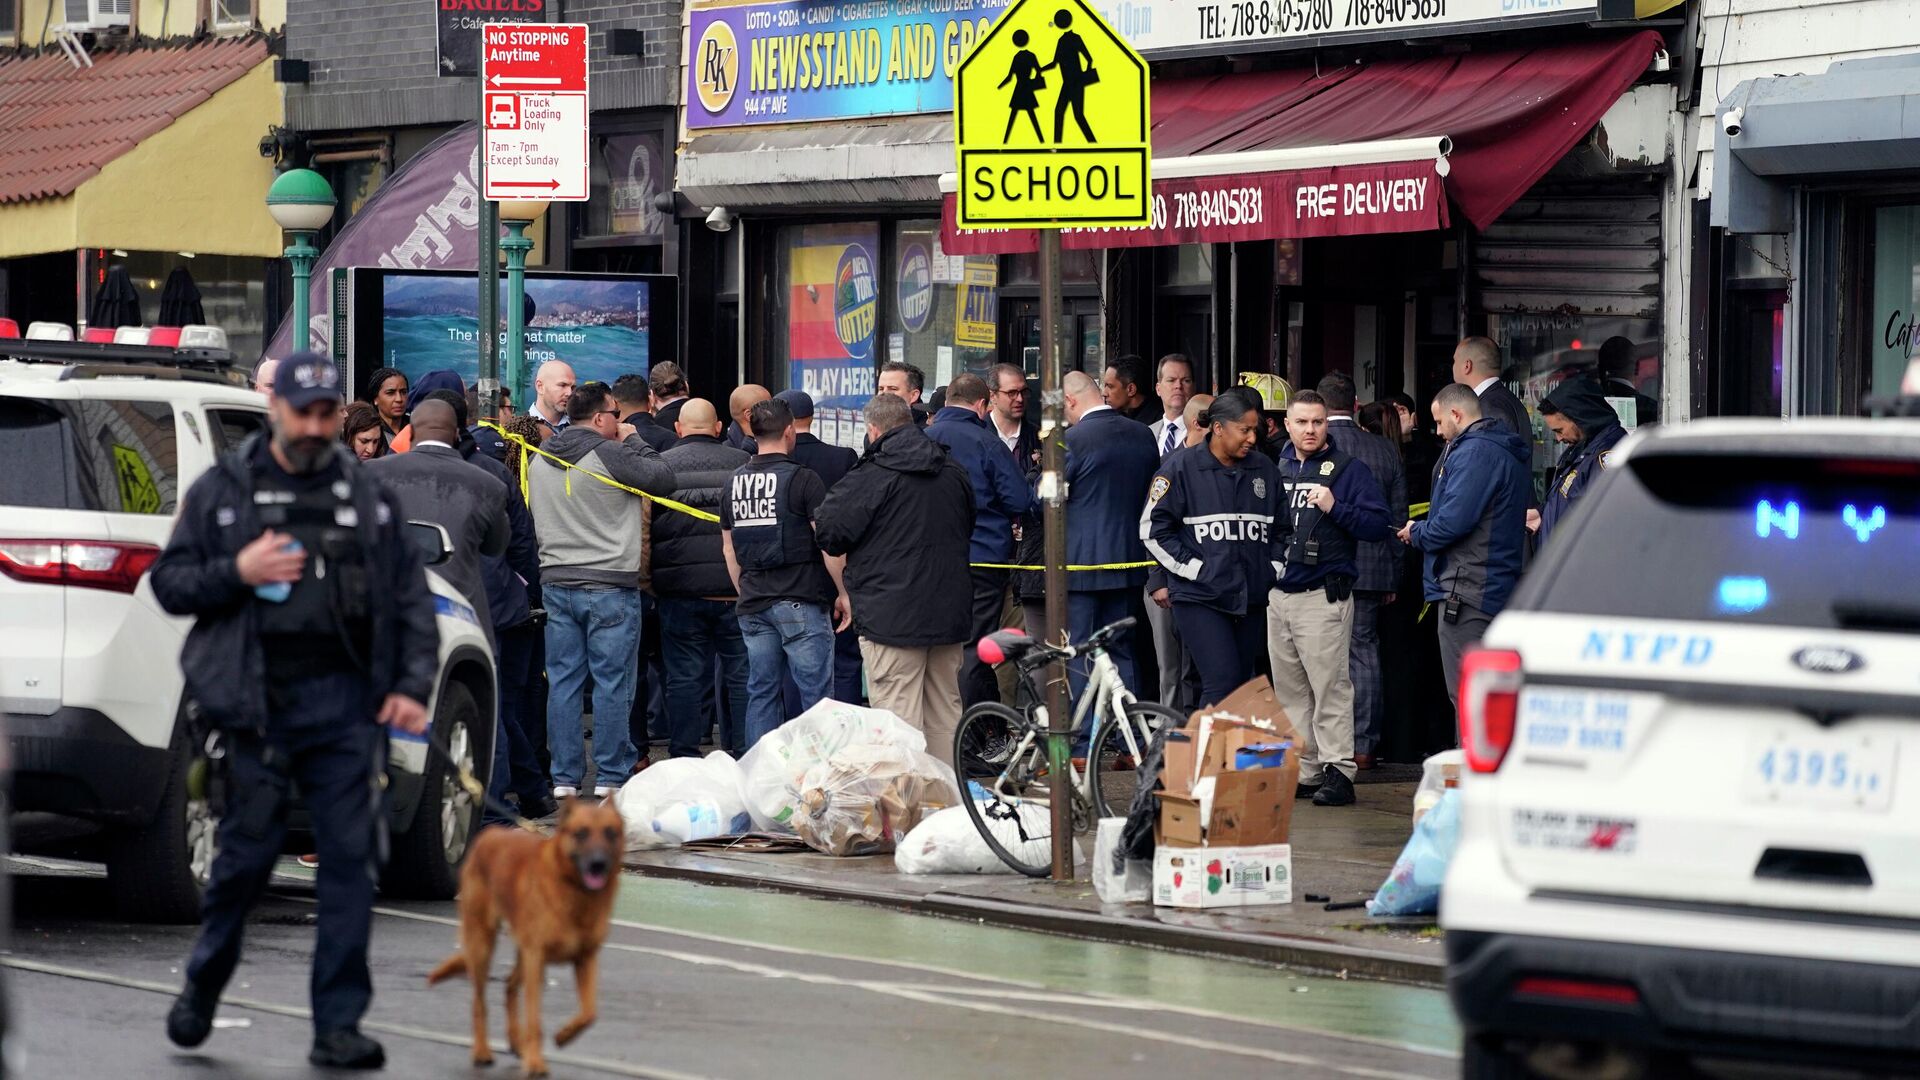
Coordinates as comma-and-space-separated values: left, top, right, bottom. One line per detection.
428, 797, 624, 1077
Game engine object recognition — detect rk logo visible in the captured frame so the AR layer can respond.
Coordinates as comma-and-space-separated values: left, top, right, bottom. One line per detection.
695, 20, 738, 114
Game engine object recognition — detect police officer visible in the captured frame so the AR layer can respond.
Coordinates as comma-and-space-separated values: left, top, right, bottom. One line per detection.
722, 397, 852, 749
1141, 388, 1286, 708
1271, 390, 1392, 807
1532, 375, 1627, 549
151, 352, 438, 1070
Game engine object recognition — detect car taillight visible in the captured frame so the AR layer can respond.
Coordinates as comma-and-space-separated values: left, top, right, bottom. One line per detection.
0, 540, 161, 594
1459, 647, 1523, 773
1512, 976, 1641, 1007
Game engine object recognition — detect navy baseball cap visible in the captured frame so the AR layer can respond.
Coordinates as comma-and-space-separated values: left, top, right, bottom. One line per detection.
774, 389, 815, 419
277, 352, 343, 410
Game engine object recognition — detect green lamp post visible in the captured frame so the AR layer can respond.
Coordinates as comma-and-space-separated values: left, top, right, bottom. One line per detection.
266, 168, 337, 355
497, 200, 548, 409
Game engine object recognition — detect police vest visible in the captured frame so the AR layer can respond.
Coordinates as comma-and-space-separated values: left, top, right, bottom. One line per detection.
728, 459, 817, 572
1279, 447, 1359, 573
250, 457, 373, 669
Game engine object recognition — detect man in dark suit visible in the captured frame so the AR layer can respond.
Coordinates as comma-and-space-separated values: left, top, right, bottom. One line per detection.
366, 399, 510, 637
1061, 370, 1159, 748
776, 389, 863, 704
987, 363, 1040, 473
1318, 373, 1407, 770
1452, 336, 1533, 445
614, 373, 674, 451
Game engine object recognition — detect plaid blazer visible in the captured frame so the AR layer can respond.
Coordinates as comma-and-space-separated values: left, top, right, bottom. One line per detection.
1326, 417, 1408, 593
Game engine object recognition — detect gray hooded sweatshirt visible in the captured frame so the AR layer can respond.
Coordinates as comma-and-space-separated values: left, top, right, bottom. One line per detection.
528, 425, 675, 589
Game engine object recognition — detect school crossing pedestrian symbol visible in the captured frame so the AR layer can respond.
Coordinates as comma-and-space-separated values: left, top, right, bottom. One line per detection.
954, 0, 1150, 230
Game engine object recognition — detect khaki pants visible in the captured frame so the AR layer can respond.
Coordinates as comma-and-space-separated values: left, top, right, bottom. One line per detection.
859, 640, 964, 770
1267, 588, 1357, 784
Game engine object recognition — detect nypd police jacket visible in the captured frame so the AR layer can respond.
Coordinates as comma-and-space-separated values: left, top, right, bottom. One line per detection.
151, 436, 440, 733
1141, 443, 1288, 616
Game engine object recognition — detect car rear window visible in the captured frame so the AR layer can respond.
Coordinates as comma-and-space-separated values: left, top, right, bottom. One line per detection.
0, 396, 179, 515
1535, 452, 1920, 630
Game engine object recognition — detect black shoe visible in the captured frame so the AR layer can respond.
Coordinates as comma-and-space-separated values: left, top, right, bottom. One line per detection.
519, 794, 558, 820
166, 983, 218, 1048
1312, 767, 1356, 807
1294, 782, 1320, 800
310, 1029, 386, 1069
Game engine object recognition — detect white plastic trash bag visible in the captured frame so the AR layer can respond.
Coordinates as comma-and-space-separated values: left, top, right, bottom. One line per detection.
738, 699, 929, 834
894, 802, 1050, 875
791, 743, 960, 857
1413, 749, 1464, 825
1092, 817, 1152, 903
617, 752, 751, 850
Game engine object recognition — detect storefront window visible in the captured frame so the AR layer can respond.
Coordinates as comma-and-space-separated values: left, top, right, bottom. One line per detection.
584, 131, 670, 240
889, 220, 998, 393
1159, 243, 1215, 287
1002, 247, 1099, 286
1868, 204, 1920, 400
106, 252, 267, 362
1491, 312, 1661, 486
770, 222, 882, 449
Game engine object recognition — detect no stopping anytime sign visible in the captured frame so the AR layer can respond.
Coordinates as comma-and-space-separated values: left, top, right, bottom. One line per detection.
482, 23, 590, 202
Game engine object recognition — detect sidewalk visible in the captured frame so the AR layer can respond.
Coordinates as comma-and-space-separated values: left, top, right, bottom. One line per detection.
623, 775, 1444, 987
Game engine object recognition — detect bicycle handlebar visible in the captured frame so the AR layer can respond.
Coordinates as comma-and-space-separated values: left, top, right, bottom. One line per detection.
974, 617, 1136, 669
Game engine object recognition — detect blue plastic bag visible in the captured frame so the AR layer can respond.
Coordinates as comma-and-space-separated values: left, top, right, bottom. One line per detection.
1366, 788, 1461, 917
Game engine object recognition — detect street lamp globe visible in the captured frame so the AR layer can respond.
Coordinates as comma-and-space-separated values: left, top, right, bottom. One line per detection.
266, 168, 337, 233
498, 198, 550, 224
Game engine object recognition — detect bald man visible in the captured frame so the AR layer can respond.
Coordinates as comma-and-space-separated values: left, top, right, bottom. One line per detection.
531, 360, 578, 435
1060, 367, 1160, 732
650, 398, 753, 757
253, 358, 279, 405
726, 384, 771, 453
1182, 393, 1214, 448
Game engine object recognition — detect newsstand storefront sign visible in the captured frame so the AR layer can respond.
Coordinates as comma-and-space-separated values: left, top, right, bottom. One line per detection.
939, 157, 1447, 253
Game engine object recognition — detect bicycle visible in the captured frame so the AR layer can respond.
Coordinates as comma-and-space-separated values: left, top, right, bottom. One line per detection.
953, 617, 1184, 877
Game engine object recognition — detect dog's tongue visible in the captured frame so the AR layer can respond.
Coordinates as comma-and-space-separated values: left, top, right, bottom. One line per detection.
582, 867, 610, 891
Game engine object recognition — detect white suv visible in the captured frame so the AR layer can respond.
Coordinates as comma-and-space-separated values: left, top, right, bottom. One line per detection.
1443, 417, 1920, 1078
1, 341, 494, 922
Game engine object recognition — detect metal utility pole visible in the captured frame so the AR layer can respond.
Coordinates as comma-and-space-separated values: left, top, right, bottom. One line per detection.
1038, 228, 1072, 882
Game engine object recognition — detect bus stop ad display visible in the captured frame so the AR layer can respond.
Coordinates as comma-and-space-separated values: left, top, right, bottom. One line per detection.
362, 270, 659, 401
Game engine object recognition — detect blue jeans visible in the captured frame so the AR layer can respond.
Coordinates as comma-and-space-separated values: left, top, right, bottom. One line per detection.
544, 584, 642, 790
740, 601, 834, 749
658, 596, 750, 758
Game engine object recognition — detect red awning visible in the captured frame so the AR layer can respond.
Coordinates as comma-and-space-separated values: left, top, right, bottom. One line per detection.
941, 31, 1663, 254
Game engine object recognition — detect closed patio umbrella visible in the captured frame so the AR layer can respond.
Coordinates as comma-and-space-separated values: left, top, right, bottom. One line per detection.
89, 265, 144, 329
158, 266, 205, 326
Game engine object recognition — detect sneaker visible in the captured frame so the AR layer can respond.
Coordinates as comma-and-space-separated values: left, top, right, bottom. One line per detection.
166, 983, 218, 1048
978, 731, 1018, 766
309, 1028, 386, 1069
1312, 766, 1357, 807
553, 785, 578, 801
592, 785, 619, 800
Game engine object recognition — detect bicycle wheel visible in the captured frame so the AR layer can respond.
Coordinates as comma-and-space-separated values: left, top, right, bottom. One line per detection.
954, 702, 1056, 878
1088, 702, 1184, 819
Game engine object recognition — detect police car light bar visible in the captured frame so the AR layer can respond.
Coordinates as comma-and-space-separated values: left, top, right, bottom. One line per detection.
176, 325, 229, 350
26, 322, 75, 341
113, 326, 151, 345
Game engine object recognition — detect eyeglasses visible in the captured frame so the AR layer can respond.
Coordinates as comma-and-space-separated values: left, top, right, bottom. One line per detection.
995, 386, 1028, 398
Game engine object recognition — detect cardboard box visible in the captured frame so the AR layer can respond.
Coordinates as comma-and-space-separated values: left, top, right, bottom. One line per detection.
1152, 844, 1293, 909
1153, 677, 1301, 850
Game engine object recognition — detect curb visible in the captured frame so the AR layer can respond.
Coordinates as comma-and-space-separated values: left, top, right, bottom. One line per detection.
624, 858, 1446, 988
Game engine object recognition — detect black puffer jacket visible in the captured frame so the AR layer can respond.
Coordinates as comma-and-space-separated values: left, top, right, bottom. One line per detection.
816, 424, 975, 647
647, 434, 749, 598
149, 437, 438, 733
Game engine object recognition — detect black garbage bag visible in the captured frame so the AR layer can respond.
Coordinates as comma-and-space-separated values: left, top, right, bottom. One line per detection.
1116, 724, 1169, 869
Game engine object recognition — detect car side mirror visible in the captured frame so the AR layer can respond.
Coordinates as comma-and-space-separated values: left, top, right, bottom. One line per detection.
406, 520, 452, 567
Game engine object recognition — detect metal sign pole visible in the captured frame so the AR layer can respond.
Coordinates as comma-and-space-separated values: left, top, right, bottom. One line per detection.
1039, 227, 1072, 882
476, 54, 501, 418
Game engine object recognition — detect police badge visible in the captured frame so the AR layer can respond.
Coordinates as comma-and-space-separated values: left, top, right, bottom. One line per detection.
1320, 461, 1335, 476
1252, 478, 1266, 499
1149, 476, 1170, 503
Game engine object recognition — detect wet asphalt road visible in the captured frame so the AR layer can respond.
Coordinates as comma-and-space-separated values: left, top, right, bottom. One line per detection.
5, 856, 1459, 1079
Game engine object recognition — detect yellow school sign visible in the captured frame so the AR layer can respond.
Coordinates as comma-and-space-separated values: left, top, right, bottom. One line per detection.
953, 0, 1150, 230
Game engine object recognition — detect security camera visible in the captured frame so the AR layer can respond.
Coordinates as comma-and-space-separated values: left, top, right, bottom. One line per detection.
1722, 107, 1744, 138
1651, 48, 1671, 73
704, 206, 734, 233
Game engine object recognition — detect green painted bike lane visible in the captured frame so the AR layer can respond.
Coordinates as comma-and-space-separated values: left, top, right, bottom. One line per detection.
607, 875, 1461, 1056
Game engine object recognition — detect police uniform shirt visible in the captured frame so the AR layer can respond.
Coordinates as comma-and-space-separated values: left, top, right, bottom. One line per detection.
721, 453, 836, 615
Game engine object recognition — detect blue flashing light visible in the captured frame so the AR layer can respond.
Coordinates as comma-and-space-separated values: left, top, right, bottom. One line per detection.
1717, 576, 1770, 614
1842, 504, 1887, 543
1755, 500, 1800, 540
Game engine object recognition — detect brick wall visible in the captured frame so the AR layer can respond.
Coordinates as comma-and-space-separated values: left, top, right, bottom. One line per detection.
286, 0, 680, 132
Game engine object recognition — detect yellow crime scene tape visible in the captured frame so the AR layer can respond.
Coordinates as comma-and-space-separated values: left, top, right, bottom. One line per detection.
481, 421, 1432, 575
